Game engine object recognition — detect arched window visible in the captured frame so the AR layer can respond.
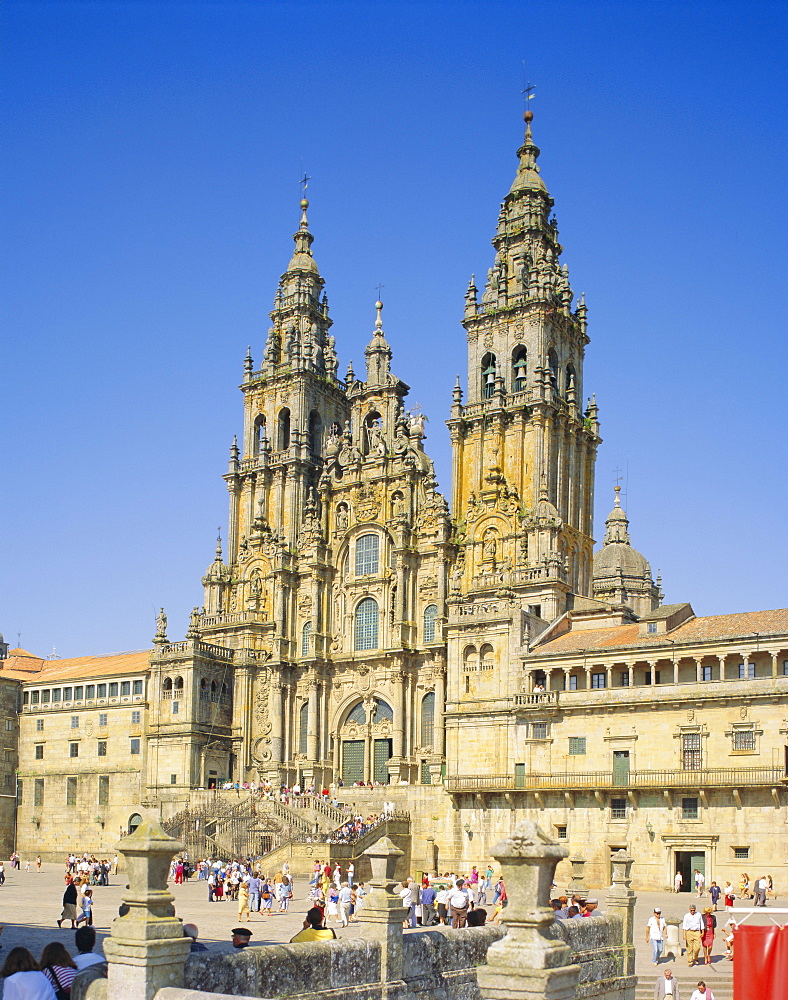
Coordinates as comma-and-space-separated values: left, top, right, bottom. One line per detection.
173, 676, 183, 692
372, 698, 393, 723
299, 702, 308, 755
354, 597, 379, 651
481, 352, 497, 399
547, 349, 558, 389
512, 346, 527, 392
347, 702, 367, 724
480, 644, 494, 670
423, 604, 438, 643
162, 677, 173, 691
463, 645, 478, 671
301, 621, 312, 657
128, 813, 142, 835
355, 534, 379, 576
308, 410, 322, 455
210, 680, 217, 702
277, 408, 291, 450
253, 414, 266, 456
421, 692, 435, 747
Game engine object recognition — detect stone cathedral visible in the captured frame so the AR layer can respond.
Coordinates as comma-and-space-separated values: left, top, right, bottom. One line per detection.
6, 112, 787, 889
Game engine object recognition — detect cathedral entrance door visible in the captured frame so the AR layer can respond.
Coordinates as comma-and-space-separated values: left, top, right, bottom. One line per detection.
342, 740, 365, 784
374, 739, 392, 784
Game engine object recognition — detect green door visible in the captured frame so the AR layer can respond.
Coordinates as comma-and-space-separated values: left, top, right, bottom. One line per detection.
374, 739, 392, 784
342, 740, 365, 784
612, 751, 630, 786
514, 763, 526, 788
691, 852, 706, 884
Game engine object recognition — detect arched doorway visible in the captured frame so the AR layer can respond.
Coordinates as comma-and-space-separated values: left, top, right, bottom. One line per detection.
128, 813, 143, 835
338, 698, 394, 784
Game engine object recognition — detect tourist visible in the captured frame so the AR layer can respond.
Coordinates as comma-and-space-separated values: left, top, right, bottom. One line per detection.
582, 898, 601, 917
466, 908, 487, 927
183, 924, 207, 953
674, 872, 683, 893
39, 943, 77, 999
72, 927, 104, 970
290, 907, 336, 942
75, 889, 93, 927
646, 907, 667, 965
766, 874, 776, 899
448, 880, 470, 928
722, 882, 735, 911
689, 982, 714, 1000
754, 875, 768, 906
681, 904, 704, 967
723, 919, 736, 960
237, 880, 250, 923
276, 875, 292, 912
326, 883, 340, 924
230, 928, 252, 949
57, 879, 79, 930
36, 857, 42, 873
435, 883, 450, 925
700, 907, 716, 965
420, 880, 437, 926
1, 948, 57, 1000
399, 881, 415, 929
247, 872, 261, 913
708, 882, 720, 910
653, 968, 681, 999
694, 870, 704, 897
337, 881, 352, 927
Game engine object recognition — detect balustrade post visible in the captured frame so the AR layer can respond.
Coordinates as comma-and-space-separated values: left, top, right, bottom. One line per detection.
566, 852, 587, 897
607, 849, 637, 979
477, 821, 580, 1000
103, 820, 191, 1000
356, 837, 407, 984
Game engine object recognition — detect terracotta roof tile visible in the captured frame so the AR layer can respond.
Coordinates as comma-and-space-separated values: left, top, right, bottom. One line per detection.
3, 650, 150, 683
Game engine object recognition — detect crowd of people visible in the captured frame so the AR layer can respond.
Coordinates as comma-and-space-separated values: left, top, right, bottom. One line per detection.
0, 927, 106, 1000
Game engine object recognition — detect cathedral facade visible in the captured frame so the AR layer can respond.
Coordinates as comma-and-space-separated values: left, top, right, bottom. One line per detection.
5, 113, 788, 889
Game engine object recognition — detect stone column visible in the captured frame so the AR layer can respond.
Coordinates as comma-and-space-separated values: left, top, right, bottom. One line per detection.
771, 651, 780, 679
477, 822, 580, 1000
695, 657, 703, 683
606, 664, 613, 688
356, 836, 408, 984
392, 671, 404, 759
649, 660, 657, 686
103, 820, 191, 1000
566, 853, 587, 897
606, 849, 637, 979
673, 656, 679, 685
434, 660, 446, 758
270, 679, 284, 764
627, 664, 634, 687
307, 680, 319, 762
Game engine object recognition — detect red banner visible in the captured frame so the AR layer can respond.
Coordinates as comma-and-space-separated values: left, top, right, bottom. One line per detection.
733, 925, 788, 998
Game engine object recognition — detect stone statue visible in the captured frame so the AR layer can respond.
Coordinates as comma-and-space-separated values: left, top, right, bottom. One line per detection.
336, 505, 349, 530
154, 608, 167, 643
483, 527, 498, 561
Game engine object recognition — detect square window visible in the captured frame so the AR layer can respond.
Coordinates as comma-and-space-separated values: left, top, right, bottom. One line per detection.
35, 719, 44, 732
109, 682, 119, 697
130, 738, 140, 755
4, 720, 12, 732
97, 741, 107, 757
131, 711, 140, 725
682, 796, 699, 820
591, 672, 606, 689
733, 730, 756, 751
568, 675, 578, 691
133, 680, 143, 695
4, 774, 11, 789
682, 733, 702, 770
556, 825, 568, 839
69, 743, 79, 758
73, 686, 83, 700
532, 722, 548, 739
619, 671, 629, 687
41, 690, 50, 704
738, 662, 755, 679
120, 681, 131, 696
85, 685, 95, 699
98, 714, 107, 728
611, 797, 627, 820
734, 846, 750, 860
35, 744, 44, 759
172, 701, 179, 714
647, 622, 657, 634
30, 691, 39, 705
97, 684, 107, 698
66, 776, 77, 806
568, 737, 586, 755
170, 774, 177, 785
701, 666, 713, 681
51, 688, 61, 703
63, 687, 72, 701
71, 716, 79, 729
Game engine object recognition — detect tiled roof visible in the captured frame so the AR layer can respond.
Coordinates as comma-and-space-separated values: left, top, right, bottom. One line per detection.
1, 650, 150, 682
533, 608, 788, 657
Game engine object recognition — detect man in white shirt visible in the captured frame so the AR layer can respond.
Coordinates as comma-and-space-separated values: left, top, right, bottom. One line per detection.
689, 982, 714, 1000
449, 880, 470, 928
337, 881, 353, 927
646, 907, 667, 965
754, 875, 768, 906
653, 968, 681, 999
682, 904, 704, 966
694, 870, 705, 897
73, 927, 105, 969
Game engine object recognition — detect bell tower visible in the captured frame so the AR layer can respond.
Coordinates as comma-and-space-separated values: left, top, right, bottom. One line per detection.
448, 110, 600, 618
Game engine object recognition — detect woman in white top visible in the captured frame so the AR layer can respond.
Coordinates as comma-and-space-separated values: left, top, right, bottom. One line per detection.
1, 948, 57, 1000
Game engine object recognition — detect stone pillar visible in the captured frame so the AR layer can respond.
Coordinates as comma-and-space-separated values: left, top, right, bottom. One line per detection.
270, 679, 284, 764
392, 671, 405, 759
103, 820, 191, 1000
566, 852, 588, 897
477, 821, 580, 1000
606, 664, 613, 688
627, 664, 634, 687
649, 660, 657, 686
695, 657, 703, 683
434, 661, 446, 759
673, 656, 679, 685
606, 849, 637, 978
307, 680, 319, 762
771, 651, 780, 679
356, 836, 408, 984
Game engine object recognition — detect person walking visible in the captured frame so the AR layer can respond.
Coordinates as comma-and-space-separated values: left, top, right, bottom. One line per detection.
689, 981, 715, 1000
75, 889, 93, 927
674, 871, 683, 893
708, 882, 720, 910
722, 882, 735, 911
694, 870, 705, 897
337, 881, 352, 927
57, 879, 78, 929
653, 968, 681, 999
700, 907, 716, 965
237, 880, 250, 923
754, 875, 768, 906
646, 907, 667, 965
682, 904, 704, 967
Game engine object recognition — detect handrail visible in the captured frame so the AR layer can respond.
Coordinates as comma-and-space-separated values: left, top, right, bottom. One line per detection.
447, 766, 786, 792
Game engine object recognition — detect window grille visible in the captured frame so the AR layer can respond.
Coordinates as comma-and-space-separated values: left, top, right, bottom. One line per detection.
568, 737, 586, 755
355, 534, 379, 576
682, 796, 699, 819
682, 733, 702, 770
354, 597, 379, 650
611, 798, 627, 820
421, 692, 435, 747
423, 605, 438, 643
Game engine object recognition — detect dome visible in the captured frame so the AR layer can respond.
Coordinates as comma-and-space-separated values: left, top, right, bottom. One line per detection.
287, 250, 319, 274
593, 542, 650, 578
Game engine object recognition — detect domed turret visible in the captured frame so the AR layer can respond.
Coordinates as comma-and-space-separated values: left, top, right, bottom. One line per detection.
593, 487, 662, 616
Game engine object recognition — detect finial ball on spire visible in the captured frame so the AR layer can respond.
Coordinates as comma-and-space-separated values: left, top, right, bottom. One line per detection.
300, 198, 309, 210
524, 109, 534, 123
375, 300, 383, 311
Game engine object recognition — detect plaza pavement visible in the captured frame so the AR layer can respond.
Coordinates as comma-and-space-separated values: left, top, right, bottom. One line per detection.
0, 865, 761, 998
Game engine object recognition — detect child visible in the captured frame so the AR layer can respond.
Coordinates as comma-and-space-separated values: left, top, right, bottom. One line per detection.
76, 888, 93, 926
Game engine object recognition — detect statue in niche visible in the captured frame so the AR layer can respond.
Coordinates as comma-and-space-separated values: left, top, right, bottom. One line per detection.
367, 419, 387, 457
483, 527, 498, 562
336, 504, 349, 531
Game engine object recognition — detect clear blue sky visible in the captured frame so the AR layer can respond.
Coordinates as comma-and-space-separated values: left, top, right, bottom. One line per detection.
2, 0, 786, 658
